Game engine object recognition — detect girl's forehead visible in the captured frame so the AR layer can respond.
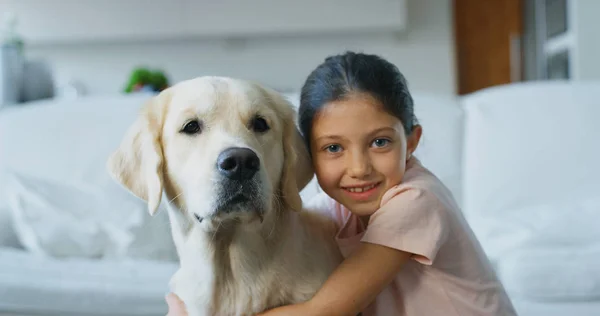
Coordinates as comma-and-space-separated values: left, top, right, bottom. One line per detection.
314, 98, 399, 125
311, 99, 405, 137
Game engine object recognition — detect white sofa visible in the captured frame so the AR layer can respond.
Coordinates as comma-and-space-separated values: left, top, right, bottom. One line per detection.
0, 81, 599, 316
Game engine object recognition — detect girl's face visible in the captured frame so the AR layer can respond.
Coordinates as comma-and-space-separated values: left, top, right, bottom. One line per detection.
310, 93, 421, 218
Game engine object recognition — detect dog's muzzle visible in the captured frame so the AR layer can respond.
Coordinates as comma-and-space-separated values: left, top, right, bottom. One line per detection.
213, 147, 263, 217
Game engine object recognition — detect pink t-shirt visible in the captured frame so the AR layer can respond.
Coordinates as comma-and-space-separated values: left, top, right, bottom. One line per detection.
306, 157, 517, 316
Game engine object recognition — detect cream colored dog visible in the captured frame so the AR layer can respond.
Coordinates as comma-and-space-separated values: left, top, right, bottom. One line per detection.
107, 76, 342, 316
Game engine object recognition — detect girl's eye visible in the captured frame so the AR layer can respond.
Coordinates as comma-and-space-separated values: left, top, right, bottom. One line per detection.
325, 144, 342, 153
372, 138, 390, 148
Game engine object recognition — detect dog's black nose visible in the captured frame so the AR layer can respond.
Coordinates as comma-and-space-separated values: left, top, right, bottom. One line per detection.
217, 147, 260, 180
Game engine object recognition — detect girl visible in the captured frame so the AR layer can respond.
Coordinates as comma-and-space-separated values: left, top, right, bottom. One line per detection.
167, 52, 517, 316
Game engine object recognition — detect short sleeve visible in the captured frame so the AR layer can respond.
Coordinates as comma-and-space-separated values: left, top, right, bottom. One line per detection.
361, 187, 450, 265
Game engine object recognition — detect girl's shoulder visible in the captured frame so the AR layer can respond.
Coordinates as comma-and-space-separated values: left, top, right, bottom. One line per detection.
380, 157, 459, 212
364, 158, 463, 266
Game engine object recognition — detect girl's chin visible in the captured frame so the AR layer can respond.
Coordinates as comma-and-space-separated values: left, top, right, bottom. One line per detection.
340, 199, 380, 217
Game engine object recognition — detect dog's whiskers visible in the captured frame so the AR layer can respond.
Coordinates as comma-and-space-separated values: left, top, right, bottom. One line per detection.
168, 191, 184, 204
211, 220, 222, 244
266, 192, 284, 239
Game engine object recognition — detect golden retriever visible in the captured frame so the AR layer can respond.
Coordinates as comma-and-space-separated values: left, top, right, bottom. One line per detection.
107, 76, 342, 316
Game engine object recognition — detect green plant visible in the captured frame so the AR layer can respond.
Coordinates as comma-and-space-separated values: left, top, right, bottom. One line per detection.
123, 67, 170, 93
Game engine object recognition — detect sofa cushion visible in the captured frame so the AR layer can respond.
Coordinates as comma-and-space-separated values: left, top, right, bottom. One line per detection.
0, 93, 177, 260
461, 81, 600, 257
497, 245, 600, 302
0, 247, 177, 315
5, 170, 177, 260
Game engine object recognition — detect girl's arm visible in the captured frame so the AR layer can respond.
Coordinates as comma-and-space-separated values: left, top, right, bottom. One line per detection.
258, 242, 412, 316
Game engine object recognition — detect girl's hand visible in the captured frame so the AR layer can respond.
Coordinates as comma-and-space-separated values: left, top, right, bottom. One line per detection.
165, 293, 188, 316
166, 293, 309, 316
297, 242, 412, 316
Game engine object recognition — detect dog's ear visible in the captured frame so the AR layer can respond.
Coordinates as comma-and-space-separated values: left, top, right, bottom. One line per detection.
280, 118, 314, 212
107, 90, 171, 216
260, 85, 314, 212
292, 125, 314, 192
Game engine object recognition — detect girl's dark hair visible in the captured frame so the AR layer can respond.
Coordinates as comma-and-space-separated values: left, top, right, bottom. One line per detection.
299, 51, 418, 151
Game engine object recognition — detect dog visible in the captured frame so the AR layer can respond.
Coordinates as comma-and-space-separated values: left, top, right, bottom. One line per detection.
107, 76, 342, 316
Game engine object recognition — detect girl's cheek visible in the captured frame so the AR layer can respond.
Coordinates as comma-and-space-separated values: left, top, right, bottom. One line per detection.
314, 161, 340, 183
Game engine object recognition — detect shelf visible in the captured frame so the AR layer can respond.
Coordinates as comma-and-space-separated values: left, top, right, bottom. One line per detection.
181, 0, 407, 37
5, 0, 408, 46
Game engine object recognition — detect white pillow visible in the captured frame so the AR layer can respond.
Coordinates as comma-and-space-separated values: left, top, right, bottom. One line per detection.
474, 196, 600, 262
460, 82, 600, 264
6, 170, 177, 260
497, 246, 600, 301
461, 81, 600, 222
491, 196, 600, 301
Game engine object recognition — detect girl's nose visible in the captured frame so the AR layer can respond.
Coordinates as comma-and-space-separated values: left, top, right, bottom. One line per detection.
347, 151, 372, 179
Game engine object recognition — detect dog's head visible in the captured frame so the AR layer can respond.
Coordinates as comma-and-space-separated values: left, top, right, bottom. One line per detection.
107, 76, 313, 231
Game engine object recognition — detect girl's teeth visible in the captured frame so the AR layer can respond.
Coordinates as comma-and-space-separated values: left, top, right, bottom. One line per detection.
348, 184, 376, 193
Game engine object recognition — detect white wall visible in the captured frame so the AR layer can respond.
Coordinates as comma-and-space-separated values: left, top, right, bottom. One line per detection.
24, 0, 456, 96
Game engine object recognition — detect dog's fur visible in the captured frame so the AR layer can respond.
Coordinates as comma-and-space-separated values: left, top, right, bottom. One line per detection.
107, 76, 342, 316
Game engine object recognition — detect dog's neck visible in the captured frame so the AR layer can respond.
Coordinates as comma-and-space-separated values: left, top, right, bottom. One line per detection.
167, 202, 294, 313
204, 208, 288, 266
208, 211, 288, 299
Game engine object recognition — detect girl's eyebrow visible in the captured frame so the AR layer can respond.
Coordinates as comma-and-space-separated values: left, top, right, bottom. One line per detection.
367, 126, 397, 137
314, 135, 344, 142
314, 126, 397, 143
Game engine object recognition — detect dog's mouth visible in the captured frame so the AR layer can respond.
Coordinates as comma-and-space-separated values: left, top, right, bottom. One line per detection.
226, 194, 250, 205
215, 192, 254, 213
193, 181, 265, 225
216, 190, 263, 214
195, 194, 264, 224
218, 180, 257, 204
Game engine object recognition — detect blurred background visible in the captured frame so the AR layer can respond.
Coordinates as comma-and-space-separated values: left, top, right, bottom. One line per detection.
0, 1, 599, 316
2, 0, 596, 100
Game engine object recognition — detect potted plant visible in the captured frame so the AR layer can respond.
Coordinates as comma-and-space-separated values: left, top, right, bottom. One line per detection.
123, 67, 170, 93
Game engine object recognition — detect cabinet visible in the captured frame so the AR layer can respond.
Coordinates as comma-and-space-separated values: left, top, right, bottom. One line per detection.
181, 0, 407, 37
4, 0, 408, 45
5, 0, 185, 44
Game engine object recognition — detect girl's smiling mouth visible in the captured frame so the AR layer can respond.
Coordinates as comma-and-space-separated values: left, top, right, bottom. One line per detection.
341, 182, 381, 200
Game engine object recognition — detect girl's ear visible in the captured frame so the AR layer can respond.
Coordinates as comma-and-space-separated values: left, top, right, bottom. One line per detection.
407, 125, 423, 159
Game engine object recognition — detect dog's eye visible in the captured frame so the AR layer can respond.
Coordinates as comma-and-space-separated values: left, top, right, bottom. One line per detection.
181, 120, 202, 135
250, 116, 270, 133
